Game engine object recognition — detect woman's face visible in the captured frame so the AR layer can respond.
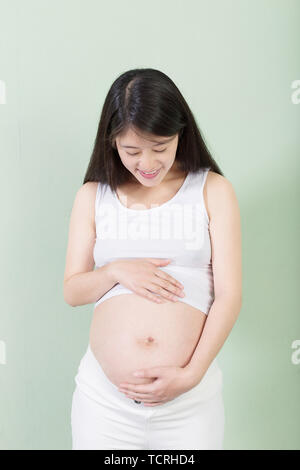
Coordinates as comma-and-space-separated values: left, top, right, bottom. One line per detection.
115, 127, 180, 187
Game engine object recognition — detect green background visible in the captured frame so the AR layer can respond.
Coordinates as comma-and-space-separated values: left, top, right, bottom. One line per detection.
0, 0, 299, 450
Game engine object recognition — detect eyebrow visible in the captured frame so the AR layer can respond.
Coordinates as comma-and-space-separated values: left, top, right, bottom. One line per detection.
120, 136, 174, 149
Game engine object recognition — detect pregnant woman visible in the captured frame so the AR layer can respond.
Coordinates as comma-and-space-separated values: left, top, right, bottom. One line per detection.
63, 68, 242, 450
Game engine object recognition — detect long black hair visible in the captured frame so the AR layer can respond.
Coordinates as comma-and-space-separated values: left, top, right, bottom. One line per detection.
83, 68, 224, 192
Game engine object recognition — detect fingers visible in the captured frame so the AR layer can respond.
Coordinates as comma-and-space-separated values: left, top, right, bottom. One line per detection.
149, 279, 185, 302
119, 383, 165, 405
147, 283, 181, 302
124, 392, 153, 402
123, 391, 162, 404
135, 287, 168, 304
154, 270, 184, 290
147, 258, 172, 265
143, 402, 164, 407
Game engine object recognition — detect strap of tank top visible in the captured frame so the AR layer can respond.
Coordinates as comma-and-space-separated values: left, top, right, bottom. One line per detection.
200, 167, 211, 224
200, 167, 211, 188
95, 182, 102, 219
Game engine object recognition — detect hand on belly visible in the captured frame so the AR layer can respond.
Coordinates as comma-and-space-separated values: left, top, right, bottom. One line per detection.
117, 363, 194, 406
89, 293, 207, 390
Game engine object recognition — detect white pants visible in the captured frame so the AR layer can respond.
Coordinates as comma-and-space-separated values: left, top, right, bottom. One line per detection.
71, 343, 225, 450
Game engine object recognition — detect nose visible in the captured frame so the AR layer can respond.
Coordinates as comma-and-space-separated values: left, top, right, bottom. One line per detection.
138, 153, 159, 171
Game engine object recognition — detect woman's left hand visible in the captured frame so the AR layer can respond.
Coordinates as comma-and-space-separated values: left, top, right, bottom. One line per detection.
118, 365, 195, 406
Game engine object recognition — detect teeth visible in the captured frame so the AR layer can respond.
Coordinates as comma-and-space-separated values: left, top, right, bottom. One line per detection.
141, 169, 158, 174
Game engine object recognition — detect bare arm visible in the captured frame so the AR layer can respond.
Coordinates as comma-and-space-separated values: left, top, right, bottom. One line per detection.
64, 264, 118, 307
63, 182, 118, 307
184, 173, 243, 385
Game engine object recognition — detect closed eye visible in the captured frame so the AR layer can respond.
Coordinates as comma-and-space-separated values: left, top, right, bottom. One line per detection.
127, 149, 166, 156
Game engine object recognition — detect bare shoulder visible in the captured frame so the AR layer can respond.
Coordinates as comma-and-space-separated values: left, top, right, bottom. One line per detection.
75, 181, 98, 206
206, 170, 236, 194
204, 170, 240, 222
73, 181, 99, 227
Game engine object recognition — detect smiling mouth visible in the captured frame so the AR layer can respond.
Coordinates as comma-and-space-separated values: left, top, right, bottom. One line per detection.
138, 168, 160, 174
137, 168, 161, 179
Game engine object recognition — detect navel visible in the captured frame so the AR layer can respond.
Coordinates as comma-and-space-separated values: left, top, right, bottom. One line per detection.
146, 336, 155, 343
137, 335, 157, 346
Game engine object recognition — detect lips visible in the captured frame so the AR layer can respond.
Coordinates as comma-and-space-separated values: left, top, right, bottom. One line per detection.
139, 169, 159, 174
138, 168, 161, 179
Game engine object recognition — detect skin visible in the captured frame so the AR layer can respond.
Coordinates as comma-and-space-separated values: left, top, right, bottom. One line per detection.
115, 126, 185, 192
64, 125, 242, 406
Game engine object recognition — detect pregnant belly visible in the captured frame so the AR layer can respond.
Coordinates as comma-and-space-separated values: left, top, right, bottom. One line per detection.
89, 293, 207, 389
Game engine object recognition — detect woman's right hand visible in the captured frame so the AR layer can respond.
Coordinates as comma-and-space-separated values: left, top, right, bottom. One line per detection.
109, 258, 185, 304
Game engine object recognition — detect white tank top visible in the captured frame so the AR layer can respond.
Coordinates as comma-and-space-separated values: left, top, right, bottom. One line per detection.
93, 167, 214, 315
